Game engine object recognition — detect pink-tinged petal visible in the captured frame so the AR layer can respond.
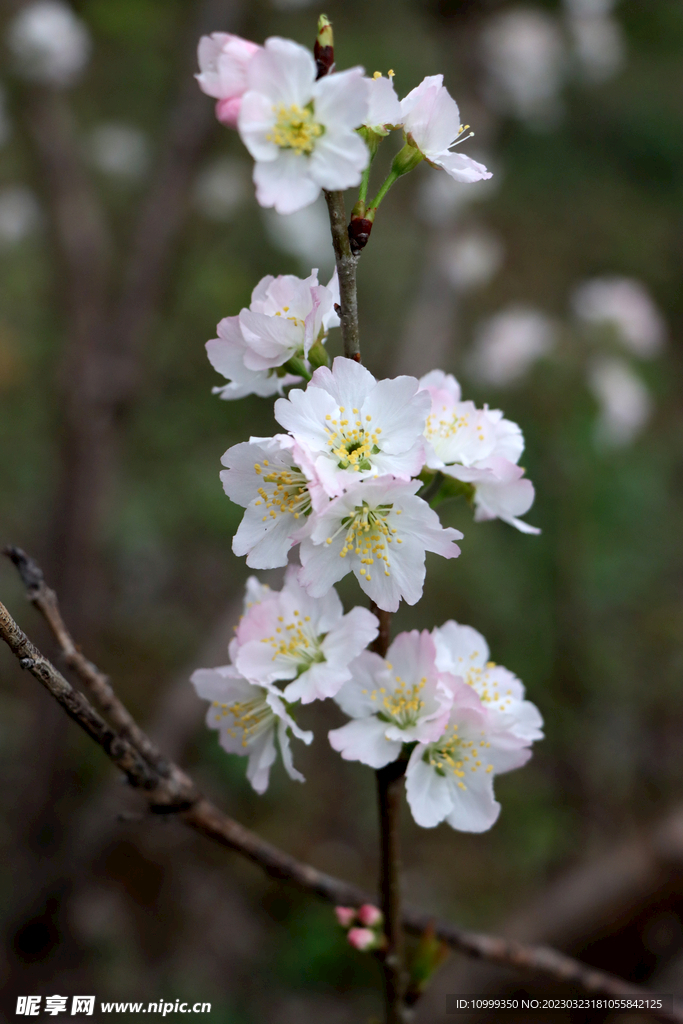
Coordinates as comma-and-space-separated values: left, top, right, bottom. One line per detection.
487, 741, 532, 776
245, 37, 316, 108
239, 308, 301, 368
361, 376, 430, 454
252, 151, 321, 213
335, 906, 356, 928
400, 75, 443, 131
238, 90, 279, 162
215, 96, 242, 127
370, 442, 426, 481
236, 639, 297, 685
488, 412, 525, 464
328, 717, 401, 769
418, 369, 462, 403
433, 151, 492, 183
405, 748, 454, 828
196, 33, 259, 100
283, 661, 349, 704
415, 80, 462, 156
357, 904, 383, 927
444, 769, 501, 833
308, 130, 369, 190
334, 651, 388, 718
313, 67, 369, 130
347, 927, 377, 950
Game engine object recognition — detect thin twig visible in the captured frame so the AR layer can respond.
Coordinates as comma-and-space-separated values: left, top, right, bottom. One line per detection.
377, 759, 410, 1023
0, 600, 679, 1022
323, 189, 361, 360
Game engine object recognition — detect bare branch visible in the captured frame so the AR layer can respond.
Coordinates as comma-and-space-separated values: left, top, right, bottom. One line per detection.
0, 597, 679, 1021
324, 189, 361, 360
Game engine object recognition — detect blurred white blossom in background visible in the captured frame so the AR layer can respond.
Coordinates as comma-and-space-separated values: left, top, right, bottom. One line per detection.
0, 185, 42, 247
6, 1, 92, 87
480, 8, 566, 126
572, 277, 666, 358
193, 156, 250, 221
87, 123, 150, 181
564, 0, 626, 83
439, 228, 504, 292
468, 305, 557, 387
262, 197, 335, 276
588, 356, 652, 448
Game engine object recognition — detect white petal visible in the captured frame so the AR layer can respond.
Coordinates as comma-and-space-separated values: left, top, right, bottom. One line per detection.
362, 376, 430, 454
308, 130, 369, 190
328, 717, 401, 768
246, 37, 316, 108
434, 151, 492, 184
277, 719, 306, 784
432, 621, 489, 675
334, 651, 388, 718
444, 770, 501, 833
233, 504, 299, 569
253, 151, 320, 214
238, 90, 279, 162
313, 67, 369, 130
321, 606, 379, 668
245, 728, 278, 794
405, 750, 454, 827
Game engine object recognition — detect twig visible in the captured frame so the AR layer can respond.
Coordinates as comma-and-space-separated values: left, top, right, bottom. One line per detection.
377, 759, 410, 1023
324, 189, 361, 360
0, 600, 680, 1023
3, 545, 173, 778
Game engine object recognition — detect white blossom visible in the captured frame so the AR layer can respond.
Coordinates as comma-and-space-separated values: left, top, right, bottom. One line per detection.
298, 476, 462, 612
191, 665, 312, 793
6, 1, 91, 87
220, 435, 325, 568
231, 568, 378, 704
405, 701, 530, 832
274, 357, 430, 496
207, 269, 338, 399
587, 356, 652, 448
329, 631, 459, 767
572, 277, 665, 358
468, 306, 556, 387
239, 37, 369, 213
418, 370, 539, 534
432, 620, 543, 746
400, 75, 492, 183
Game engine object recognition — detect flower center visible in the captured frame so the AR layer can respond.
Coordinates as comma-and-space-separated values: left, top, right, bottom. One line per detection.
424, 725, 492, 788
262, 610, 325, 673
326, 500, 400, 581
324, 408, 383, 471
466, 663, 514, 714
253, 460, 312, 521
382, 674, 427, 728
267, 103, 324, 156
212, 693, 273, 748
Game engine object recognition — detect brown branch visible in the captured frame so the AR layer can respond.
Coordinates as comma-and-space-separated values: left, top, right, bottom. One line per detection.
377, 759, 409, 1023
324, 189, 361, 360
0, 596, 679, 1022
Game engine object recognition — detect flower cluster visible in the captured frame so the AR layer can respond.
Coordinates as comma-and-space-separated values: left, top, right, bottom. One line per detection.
335, 904, 386, 952
192, 570, 379, 792
191, 21, 543, 834
196, 31, 490, 214
331, 623, 542, 831
220, 357, 463, 612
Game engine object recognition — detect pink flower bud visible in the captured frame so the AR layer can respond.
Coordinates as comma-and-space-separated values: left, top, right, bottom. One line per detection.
215, 96, 242, 128
347, 927, 376, 951
335, 906, 356, 928
357, 904, 383, 928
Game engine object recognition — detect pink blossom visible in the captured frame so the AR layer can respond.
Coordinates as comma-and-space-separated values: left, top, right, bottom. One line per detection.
347, 927, 377, 951
357, 904, 383, 927
196, 32, 260, 128
335, 906, 356, 928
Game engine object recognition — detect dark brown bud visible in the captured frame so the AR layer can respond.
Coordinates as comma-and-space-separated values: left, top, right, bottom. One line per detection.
348, 217, 373, 255
315, 15, 334, 79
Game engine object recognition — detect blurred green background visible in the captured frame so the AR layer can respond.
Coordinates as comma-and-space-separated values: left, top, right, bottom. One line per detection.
1, 0, 682, 1021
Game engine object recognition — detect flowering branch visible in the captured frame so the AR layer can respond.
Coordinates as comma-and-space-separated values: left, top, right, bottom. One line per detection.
0, 586, 680, 1023
323, 189, 361, 360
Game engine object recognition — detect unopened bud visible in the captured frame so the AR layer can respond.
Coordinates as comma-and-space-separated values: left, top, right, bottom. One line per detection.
308, 339, 330, 370
348, 215, 373, 255
357, 904, 383, 928
315, 14, 334, 79
391, 140, 424, 178
335, 906, 356, 928
348, 926, 380, 951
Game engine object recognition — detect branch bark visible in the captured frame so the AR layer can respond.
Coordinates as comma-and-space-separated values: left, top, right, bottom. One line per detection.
324, 189, 361, 360
0, 588, 679, 1023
